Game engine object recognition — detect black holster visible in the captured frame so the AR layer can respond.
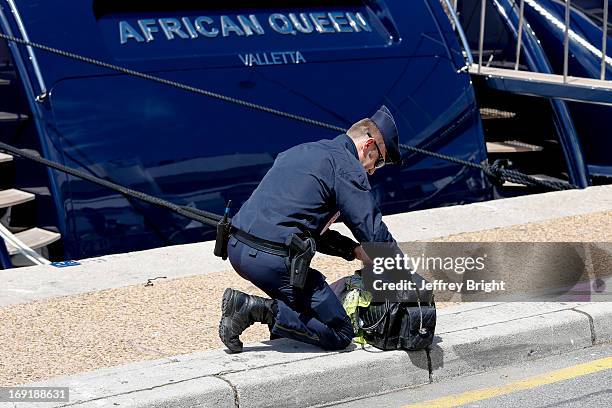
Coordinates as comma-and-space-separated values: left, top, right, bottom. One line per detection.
285, 233, 316, 290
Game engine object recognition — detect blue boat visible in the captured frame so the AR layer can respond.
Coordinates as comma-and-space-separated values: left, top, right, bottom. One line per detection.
0, 0, 608, 268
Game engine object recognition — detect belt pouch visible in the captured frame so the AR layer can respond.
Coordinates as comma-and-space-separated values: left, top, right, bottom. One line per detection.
214, 220, 230, 260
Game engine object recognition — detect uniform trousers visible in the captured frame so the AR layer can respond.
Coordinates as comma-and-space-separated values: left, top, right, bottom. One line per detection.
227, 235, 354, 350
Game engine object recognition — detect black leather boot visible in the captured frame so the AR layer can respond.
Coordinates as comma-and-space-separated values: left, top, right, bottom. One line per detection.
219, 288, 276, 353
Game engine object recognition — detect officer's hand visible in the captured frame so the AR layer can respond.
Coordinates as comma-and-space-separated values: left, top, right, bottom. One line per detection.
353, 245, 372, 265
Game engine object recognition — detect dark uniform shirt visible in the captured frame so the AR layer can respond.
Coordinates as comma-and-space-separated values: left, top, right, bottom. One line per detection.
231, 134, 395, 246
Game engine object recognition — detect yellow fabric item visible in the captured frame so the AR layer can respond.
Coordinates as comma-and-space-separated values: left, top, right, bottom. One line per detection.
339, 275, 373, 344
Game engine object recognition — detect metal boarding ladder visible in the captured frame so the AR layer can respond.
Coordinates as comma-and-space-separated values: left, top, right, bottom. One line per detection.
465, 0, 612, 105
441, 0, 585, 189
0, 37, 61, 268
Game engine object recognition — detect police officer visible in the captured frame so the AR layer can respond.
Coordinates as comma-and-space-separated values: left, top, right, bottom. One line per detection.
219, 105, 401, 353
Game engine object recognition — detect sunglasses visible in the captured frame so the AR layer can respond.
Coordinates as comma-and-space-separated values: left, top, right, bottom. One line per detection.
367, 132, 385, 169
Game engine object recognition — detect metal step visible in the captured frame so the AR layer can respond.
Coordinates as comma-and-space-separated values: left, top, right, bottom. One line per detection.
5, 227, 61, 255
479, 108, 516, 120
0, 152, 12, 163
0, 78, 9, 86
469, 63, 612, 105
0, 112, 28, 122
0, 188, 34, 209
486, 141, 544, 153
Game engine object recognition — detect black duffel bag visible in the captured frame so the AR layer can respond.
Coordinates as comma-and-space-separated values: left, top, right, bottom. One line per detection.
358, 299, 436, 351
357, 271, 436, 351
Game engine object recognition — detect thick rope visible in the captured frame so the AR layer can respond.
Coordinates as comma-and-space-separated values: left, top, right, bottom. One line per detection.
0, 141, 222, 226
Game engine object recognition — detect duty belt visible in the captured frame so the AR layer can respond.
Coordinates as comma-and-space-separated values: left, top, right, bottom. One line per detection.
232, 228, 289, 257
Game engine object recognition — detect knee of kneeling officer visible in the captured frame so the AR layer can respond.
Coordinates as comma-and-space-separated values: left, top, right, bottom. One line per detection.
321, 323, 354, 351
323, 334, 353, 351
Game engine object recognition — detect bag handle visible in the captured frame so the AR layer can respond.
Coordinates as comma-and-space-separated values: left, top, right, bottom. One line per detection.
358, 299, 390, 331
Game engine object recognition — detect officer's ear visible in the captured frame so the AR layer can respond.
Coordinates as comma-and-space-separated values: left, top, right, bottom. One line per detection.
359, 139, 368, 156
364, 138, 376, 154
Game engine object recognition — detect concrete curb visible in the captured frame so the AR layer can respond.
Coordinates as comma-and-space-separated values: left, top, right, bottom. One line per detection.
10, 302, 611, 408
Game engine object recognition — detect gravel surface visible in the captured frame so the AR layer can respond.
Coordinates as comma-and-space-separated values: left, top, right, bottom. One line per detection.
0, 211, 610, 386
435, 210, 611, 242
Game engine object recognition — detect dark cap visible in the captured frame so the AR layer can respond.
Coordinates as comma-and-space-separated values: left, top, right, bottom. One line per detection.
370, 105, 401, 164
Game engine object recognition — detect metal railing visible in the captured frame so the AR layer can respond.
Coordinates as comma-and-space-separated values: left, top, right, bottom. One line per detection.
465, 0, 611, 83
441, 0, 474, 68
563, 0, 571, 82
602, 0, 609, 80
515, 0, 526, 70
478, 0, 487, 73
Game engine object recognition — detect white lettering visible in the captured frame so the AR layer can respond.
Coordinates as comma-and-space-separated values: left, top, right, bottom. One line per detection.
221, 15, 244, 37
289, 13, 314, 33
466, 279, 506, 293
181, 17, 199, 39
237, 15, 265, 36
328, 12, 353, 33
476, 256, 486, 270
269, 13, 296, 35
372, 280, 417, 291
346, 12, 372, 33
195, 16, 219, 37
138, 19, 160, 42
373, 257, 385, 274
411, 256, 422, 271
374, 280, 383, 290
271, 52, 282, 64
120, 11, 372, 45
119, 21, 144, 44
420, 280, 465, 292
310, 12, 335, 33
238, 54, 249, 66
158, 18, 190, 40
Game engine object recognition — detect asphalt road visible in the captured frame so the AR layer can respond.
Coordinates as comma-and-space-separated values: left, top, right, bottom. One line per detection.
329, 343, 612, 408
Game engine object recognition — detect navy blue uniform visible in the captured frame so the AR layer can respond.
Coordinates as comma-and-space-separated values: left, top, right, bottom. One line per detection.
229, 134, 396, 350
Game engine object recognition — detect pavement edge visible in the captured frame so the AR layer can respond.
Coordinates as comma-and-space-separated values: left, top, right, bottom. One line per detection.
29, 303, 611, 408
